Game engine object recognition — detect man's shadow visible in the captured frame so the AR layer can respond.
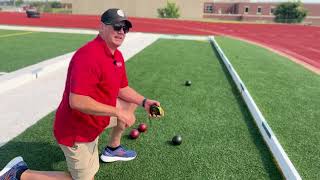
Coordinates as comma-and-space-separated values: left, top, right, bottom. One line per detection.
0, 141, 66, 171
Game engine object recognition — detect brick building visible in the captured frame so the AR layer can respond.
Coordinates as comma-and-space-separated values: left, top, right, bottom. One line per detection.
204, 2, 320, 16
61, 0, 320, 25
203, 2, 320, 25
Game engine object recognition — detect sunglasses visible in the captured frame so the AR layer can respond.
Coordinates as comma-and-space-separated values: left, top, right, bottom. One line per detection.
105, 23, 130, 34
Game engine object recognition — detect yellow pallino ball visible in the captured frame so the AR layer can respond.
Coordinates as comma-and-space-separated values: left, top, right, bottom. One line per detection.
149, 105, 165, 117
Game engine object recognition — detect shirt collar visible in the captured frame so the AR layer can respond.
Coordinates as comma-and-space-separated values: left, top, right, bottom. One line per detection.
96, 35, 119, 58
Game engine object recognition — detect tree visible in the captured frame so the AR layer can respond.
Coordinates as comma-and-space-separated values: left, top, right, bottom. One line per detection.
273, 1, 307, 23
15, 0, 23, 6
157, 1, 180, 18
50, 1, 62, 8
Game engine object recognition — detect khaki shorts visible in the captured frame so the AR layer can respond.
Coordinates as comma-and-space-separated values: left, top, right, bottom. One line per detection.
59, 138, 99, 180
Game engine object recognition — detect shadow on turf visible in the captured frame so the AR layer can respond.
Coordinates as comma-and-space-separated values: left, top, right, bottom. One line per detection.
209, 40, 283, 180
0, 141, 66, 171
165, 140, 182, 146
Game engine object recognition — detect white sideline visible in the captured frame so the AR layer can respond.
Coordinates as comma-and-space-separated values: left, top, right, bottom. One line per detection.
0, 25, 98, 35
209, 36, 301, 180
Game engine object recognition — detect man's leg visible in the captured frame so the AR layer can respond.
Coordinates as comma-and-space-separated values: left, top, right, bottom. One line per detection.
21, 170, 71, 180
0, 156, 72, 180
100, 98, 138, 163
60, 138, 99, 180
109, 99, 138, 147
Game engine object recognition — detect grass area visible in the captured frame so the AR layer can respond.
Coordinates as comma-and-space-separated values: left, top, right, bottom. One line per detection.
51, 8, 72, 14
0, 30, 29, 36
215, 36, 320, 179
0, 39, 282, 179
0, 30, 95, 72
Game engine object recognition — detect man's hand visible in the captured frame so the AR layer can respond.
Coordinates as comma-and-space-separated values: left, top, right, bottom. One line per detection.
116, 109, 136, 127
143, 99, 163, 118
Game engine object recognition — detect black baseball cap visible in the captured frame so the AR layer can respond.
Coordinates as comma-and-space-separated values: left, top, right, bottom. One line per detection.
101, 8, 132, 28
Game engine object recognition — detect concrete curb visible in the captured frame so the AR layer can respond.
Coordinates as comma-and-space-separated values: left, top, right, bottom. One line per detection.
0, 52, 74, 94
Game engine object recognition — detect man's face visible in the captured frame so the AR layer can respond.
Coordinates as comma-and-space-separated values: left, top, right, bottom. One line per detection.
102, 21, 129, 49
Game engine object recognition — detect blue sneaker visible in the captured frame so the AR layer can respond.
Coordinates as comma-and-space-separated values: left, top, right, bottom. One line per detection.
100, 145, 137, 162
0, 156, 28, 180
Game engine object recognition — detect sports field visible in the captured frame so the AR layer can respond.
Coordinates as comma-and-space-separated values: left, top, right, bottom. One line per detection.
1, 26, 319, 179
0, 38, 283, 179
0, 30, 94, 72
216, 36, 320, 179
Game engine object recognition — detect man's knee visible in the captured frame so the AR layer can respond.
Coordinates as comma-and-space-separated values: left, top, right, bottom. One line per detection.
59, 138, 99, 180
115, 119, 127, 131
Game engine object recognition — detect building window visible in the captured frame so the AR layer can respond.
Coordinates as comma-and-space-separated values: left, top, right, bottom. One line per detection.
257, 7, 262, 14
244, 6, 249, 14
204, 3, 213, 13
270, 7, 275, 14
244, 7, 249, 14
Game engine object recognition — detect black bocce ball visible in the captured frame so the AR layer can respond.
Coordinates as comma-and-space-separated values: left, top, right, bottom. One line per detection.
172, 135, 182, 145
185, 80, 192, 86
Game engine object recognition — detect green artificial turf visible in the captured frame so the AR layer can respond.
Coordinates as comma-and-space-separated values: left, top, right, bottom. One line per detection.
215, 36, 320, 179
0, 30, 28, 36
0, 39, 282, 179
0, 30, 95, 72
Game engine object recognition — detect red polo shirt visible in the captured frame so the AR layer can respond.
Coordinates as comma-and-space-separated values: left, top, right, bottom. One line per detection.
54, 35, 128, 147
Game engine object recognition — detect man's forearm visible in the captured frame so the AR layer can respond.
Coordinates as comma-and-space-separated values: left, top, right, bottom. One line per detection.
118, 86, 145, 106
69, 93, 118, 117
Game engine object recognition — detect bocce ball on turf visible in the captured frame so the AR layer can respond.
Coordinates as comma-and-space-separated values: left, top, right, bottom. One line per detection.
172, 135, 182, 145
130, 129, 140, 139
185, 80, 192, 86
138, 123, 147, 132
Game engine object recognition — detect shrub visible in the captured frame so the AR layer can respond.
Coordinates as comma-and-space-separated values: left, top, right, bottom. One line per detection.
273, 1, 307, 23
157, 1, 180, 18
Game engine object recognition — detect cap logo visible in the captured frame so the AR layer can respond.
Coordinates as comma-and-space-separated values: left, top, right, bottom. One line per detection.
117, 9, 125, 17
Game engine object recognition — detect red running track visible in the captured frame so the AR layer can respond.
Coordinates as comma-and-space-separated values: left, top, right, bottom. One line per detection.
1, 12, 320, 71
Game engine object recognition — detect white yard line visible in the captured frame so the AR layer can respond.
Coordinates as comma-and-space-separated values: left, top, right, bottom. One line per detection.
0, 25, 98, 35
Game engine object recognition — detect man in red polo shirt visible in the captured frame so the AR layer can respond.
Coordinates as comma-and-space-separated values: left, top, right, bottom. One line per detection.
0, 8, 161, 180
